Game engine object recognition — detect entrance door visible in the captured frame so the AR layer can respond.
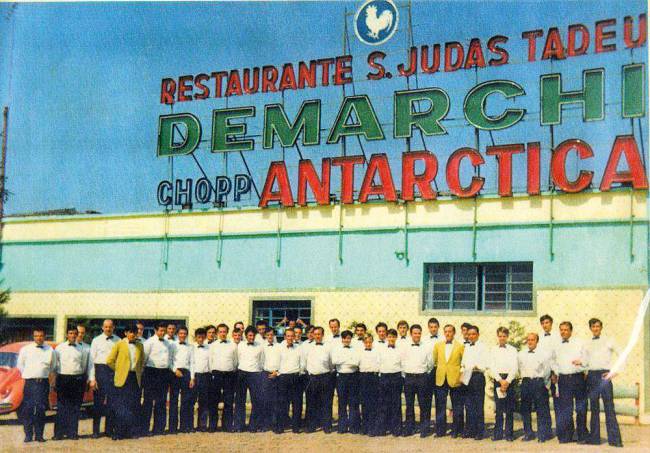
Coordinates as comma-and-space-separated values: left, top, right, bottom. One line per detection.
252, 299, 312, 340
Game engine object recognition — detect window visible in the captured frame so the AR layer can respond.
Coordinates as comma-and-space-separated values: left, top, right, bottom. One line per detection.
0, 317, 56, 344
253, 300, 312, 340
423, 262, 533, 311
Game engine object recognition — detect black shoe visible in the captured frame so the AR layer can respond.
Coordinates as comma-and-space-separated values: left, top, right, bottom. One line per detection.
323, 428, 332, 434
474, 435, 484, 441
505, 436, 514, 442
420, 430, 431, 438
292, 428, 300, 434
435, 432, 446, 438
523, 434, 535, 441
492, 435, 503, 441
52, 435, 64, 441
35, 437, 46, 443
23, 437, 33, 443
91, 433, 101, 439
609, 442, 624, 448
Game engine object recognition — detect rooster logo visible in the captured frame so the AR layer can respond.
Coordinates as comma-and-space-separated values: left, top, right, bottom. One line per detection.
354, 0, 399, 45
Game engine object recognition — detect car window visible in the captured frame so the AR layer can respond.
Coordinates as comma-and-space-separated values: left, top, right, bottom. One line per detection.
0, 352, 18, 368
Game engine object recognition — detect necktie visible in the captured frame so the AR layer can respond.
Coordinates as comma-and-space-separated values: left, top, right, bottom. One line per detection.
287, 345, 293, 349
562, 339, 569, 343
247, 342, 254, 346
333, 335, 340, 338
315, 343, 323, 346
365, 348, 371, 351
528, 350, 535, 353
208, 340, 214, 344
179, 342, 186, 345
592, 336, 600, 340
499, 345, 506, 348
158, 338, 164, 342
198, 345, 206, 348
106, 335, 114, 341
411, 343, 420, 347
544, 333, 551, 337
401, 336, 406, 340
268, 344, 274, 347
431, 335, 437, 339
446, 341, 452, 345
221, 340, 227, 343
470, 343, 475, 347
344, 345, 351, 349
69, 342, 77, 347
388, 345, 395, 349
36, 345, 44, 349
129, 341, 136, 344
379, 340, 385, 343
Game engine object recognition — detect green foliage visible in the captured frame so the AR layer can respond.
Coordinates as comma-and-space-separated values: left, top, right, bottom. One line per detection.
506, 319, 527, 350
0, 281, 10, 343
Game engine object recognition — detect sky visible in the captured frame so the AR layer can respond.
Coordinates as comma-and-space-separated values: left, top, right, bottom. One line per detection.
0, 0, 647, 215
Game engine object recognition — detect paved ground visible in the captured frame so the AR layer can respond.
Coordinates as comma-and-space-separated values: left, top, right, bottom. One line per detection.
1, 412, 650, 452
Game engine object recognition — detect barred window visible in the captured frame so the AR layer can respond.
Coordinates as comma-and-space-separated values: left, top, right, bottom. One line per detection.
423, 262, 533, 311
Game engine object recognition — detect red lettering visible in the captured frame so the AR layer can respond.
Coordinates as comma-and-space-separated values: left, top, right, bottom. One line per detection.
358, 154, 397, 203
332, 155, 365, 204
464, 38, 487, 69
595, 18, 616, 53
600, 135, 649, 190
259, 161, 294, 208
568, 24, 590, 57
526, 142, 541, 196
317, 58, 334, 86
178, 75, 193, 102
193, 73, 210, 100
402, 151, 438, 201
261, 66, 279, 93
211, 71, 227, 98
297, 159, 331, 206
298, 61, 317, 89
551, 139, 593, 193
487, 35, 509, 66
367, 51, 387, 80
444, 42, 464, 72
421, 44, 440, 73
624, 14, 647, 48
243, 68, 260, 95
334, 55, 353, 85
279, 63, 297, 91
160, 78, 176, 105
225, 70, 243, 97
521, 29, 543, 62
541, 28, 566, 60
398, 47, 417, 77
446, 148, 485, 197
486, 144, 524, 197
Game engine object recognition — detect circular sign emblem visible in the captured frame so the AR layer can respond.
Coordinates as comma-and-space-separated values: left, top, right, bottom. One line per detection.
354, 0, 399, 46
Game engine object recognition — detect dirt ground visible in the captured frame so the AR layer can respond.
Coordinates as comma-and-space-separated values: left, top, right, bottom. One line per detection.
1, 412, 650, 453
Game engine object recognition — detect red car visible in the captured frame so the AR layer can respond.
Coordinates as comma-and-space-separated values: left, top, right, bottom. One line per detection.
0, 341, 94, 414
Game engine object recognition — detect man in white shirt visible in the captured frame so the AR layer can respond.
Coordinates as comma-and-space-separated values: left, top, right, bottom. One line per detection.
332, 330, 361, 434
488, 327, 518, 442
276, 328, 304, 433
518, 332, 552, 442
169, 325, 194, 433
261, 328, 281, 432
88, 318, 119, 438
17, 326, 57, 443
460, 325, 487, 440
53, 326, 90, 441
326, 318, 342, 344
75, 324, 90, 351
374, 322, 389, 350
585, 318, 622, 447
254, 319, 270, 344
423, 317, 441, 427
236, 326, 265, 432
377, 328, 403, 436
551, 321, 588, 444
358, 333, 380, 436
142, 321, 173, 435
352, 323, 367, 351
164, 322, 178, 342
402, 324, 433, 438
305, 326, 333, 433
191, 327, 211, 432
538, 314, 560, 425
209, 323, 238, 432
396, 320, 410, 349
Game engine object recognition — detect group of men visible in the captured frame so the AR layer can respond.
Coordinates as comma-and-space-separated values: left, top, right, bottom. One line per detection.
16, 314, 623, 447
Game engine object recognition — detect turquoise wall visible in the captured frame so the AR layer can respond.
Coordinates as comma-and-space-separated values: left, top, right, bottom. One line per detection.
0, 223, 647, 292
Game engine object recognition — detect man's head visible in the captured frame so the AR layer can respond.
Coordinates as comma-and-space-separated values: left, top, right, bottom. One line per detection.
354, 323, 367, 339
293, 326, 303, 340
124, 325, 137, 342
136, 321, 145, 338
559, 321, 573, 340
396, 320, 409, 337
217, 323, 229, 341
427, 318, 440, 336
206, 325, 217, 341
375, 322, 388, 340
155, 322, 166, 338
33, 326, 46, 345
589, 318, 603, 337
496, 326, 509, 347
232, 328, 242, 344
306, 325, 315, 340
102, 319, 115, 336
265, 328, 275, 343
285, 328, 296, 346
443, 324, 455, 342
410, 324, 422, 343
255, 320, 268, 336
539, 314, 553, 334
234, 321, 245, 332
76, 324, 87, 343
387, 328, 398, 346
178, 326, 188, 343
526, 332, 539, 350
166, 322, 177, 338
363, 334, 374, 350
461, 322, 472, 339
329, 319, 341, 335
245, 326, 257, 344
66, 327, 78, 344
467, 325, 479, 343
195, 327, 207, 344
341, 330, 353, 346
313, 326, 325, 343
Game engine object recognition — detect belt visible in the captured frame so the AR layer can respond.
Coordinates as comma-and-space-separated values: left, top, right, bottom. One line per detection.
211, 369, 235, 373
472, 370, 483, 375
560, 372, 584, 377
404, 372, 425, 377
588, 369, 608, 373
380, 372, 401, 377
177, 368, 189, 372
360, 371, 379, 375
25, 378, 48, 382
522, 377, 544, 381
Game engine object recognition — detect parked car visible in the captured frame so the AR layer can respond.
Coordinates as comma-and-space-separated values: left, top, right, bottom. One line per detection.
0, 341, 94, 414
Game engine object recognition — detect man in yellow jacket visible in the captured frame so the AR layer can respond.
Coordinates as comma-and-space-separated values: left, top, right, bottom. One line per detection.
433, 324, 465, 438
106, 324, 144, 440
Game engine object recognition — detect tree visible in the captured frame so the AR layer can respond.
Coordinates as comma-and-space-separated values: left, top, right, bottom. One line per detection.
0, 281, 10, 343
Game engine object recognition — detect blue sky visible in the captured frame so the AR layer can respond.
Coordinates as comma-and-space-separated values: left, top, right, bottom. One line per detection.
0, 0, 646, 215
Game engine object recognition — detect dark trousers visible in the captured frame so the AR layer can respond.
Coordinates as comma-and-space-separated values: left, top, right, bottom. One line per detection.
169, 368, 194, 432
306, 373, 332, 431
20, 379, 49, 441
233, 370, 247, 430
404, 373, 431, 435
587, 370, 622, 445
465, 372, 485, 439
359, 372, 379, 435
277, 373, 302, 432
336, 372, 360, 433
54, 374, 85, 438
435, 379, 463, 436
557, 372, 588, 442
235, 370, 263, 431
261, 371, 278, 431
492, 375, 515, 439
426, 368, 436, 427
459, 383, 468, 435
377, 372, 403, 436
211, 370, 236, 431
194, 372, 212, 431
298, 374, 309, 427
520, 377, 552, 441
92, 364, 115, 436
142, 367, 170, 434
326, 372, 336, 428
114, 372, 141, 439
